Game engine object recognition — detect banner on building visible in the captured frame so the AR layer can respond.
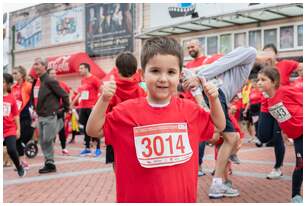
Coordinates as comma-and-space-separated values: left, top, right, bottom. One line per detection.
51, 7, 83, 44
15, 17, 42, 49
85, 3, 134, 57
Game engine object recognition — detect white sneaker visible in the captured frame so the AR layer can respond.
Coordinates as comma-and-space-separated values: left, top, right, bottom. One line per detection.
208, 183, 239, 199
291, 195, 303, 203
267, 168, 283, 179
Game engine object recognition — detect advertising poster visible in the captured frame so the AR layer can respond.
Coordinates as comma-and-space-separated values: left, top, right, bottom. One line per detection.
85, 3, 135, 57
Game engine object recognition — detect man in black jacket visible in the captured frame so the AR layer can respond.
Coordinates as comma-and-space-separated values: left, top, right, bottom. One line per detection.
33, 58, 70, 173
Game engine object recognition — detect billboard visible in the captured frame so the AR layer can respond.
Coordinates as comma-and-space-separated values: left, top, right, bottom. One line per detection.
51, 7, 84, 44
85, 3, 135, 57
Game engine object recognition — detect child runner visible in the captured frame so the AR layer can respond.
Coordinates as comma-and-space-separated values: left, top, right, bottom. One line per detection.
86, 36, 225, 202
257, 67, 303, 203
3, 73, 26, 177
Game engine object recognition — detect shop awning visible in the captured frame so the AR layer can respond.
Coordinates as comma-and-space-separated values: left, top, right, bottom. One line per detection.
29, 52, 106, 79
135, 3, 303, 39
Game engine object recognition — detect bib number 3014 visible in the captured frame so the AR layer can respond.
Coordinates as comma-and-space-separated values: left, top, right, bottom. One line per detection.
134, 123, 193, 168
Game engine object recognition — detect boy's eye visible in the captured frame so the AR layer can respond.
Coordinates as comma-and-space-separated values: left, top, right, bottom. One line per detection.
168, 70, 177, 75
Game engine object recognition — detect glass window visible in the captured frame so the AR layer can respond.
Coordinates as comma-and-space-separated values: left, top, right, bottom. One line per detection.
207, 36, 218, 55
234, 32, 246, 48
280, 26, 294, 49
220, 34, 232, 54
297, 25, 303, 47
264, 28, 277, 47
249, 30, 262, 50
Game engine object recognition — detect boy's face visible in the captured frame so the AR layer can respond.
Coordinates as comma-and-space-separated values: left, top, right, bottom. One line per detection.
142, 54, 180, 104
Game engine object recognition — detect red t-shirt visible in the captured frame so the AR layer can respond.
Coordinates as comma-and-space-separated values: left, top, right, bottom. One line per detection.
249, 87, 263, 105
267, 85, 303, 139
185, 56, 207, 69
3, 94, 19, 138
261, 60, 299, 112
11, 83, 23, 111
103, 97, 214, 202
230, 98, 243, 122
291, 77, 303, 92
77, 75, 101, 108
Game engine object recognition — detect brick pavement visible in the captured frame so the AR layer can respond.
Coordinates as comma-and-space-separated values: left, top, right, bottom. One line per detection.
3, 135, 302, 203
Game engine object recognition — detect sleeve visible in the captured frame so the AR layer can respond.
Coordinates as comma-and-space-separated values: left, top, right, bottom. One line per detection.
47, 79, 70, 111
103, 108, 121, 146
93, 77, 102, 91
196, 47, 257, 80
279, 60, 299, 86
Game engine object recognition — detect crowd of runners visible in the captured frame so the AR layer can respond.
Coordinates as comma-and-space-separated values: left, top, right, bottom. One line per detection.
3, 36, 303, 203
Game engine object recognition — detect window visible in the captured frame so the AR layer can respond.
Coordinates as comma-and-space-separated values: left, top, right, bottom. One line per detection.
207, 36, 218, 55
297, 25, 303, 47
234, 32, 246, 48
264, 29, 277, 47
280, 26, 294, 49
249, 30, 262, 50
220, 34, 232, 54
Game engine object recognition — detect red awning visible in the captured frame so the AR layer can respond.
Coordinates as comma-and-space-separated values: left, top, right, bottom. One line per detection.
29, 52, 106, 79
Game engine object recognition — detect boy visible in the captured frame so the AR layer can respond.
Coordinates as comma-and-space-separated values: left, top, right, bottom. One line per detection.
86, 37, 225, 202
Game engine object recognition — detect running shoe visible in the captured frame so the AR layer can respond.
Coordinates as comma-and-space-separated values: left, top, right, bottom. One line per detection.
62, 149, 69, 155
17, 166, 26, 177
291, 195, 303, 203
94, 148, 102, 157
198, 170, 205, 176
80, 149, 91, 156
229, 154, 241, 164
267, 168, 283, 179
208, 183, 240, 199
21, 160, 30, 170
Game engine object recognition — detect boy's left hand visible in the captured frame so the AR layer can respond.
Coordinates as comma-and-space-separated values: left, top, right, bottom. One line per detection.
200, 77, 219, 100
16, 129, 20, 139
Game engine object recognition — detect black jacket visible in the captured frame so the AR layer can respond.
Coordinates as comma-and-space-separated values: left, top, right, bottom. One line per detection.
37, 72, 70, 117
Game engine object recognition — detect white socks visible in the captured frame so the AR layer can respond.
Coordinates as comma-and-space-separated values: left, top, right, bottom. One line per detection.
212, 177, 223, 186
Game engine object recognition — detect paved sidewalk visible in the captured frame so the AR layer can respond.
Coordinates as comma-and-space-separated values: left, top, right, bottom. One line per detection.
3, 135, 301, 203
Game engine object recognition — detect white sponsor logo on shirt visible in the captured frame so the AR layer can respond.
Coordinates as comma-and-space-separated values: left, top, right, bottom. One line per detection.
133, 123, 193, 168
80, 91, 89, 100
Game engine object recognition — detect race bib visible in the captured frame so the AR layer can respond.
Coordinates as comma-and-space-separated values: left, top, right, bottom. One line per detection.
134, 123, 193, 168
3, 102, 11, 117
80, 91, 89, 100
34, 87, 39, 98
16, 100, 22, 111
269, 102, 292, 123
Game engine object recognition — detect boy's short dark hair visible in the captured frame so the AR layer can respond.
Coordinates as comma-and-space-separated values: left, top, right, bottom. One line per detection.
116, 51, 138, 77
80, 63, 91, 72
263, 44, 278, 54
141, 37, 183, 71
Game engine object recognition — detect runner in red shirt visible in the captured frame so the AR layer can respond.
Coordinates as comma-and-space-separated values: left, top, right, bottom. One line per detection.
48, 68, 72, 155
256, 44, 300, 179
103, 52, 146, 167
86, 37, 226, 202
3, 73, 26, 177
72, 63, 102, 157
257, 66, 303, 203
11, 66, 34, 170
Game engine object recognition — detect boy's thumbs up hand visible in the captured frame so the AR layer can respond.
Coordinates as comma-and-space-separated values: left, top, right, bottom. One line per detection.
102, 75, 116, 101
200, 77, 219, 101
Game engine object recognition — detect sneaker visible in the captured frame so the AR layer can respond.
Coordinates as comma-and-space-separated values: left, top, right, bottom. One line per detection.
17, 166, 26, 177
267, 168, 283, 179
94, 148, 102, 157
224, 180, 232, 188
39, 163, 56, 174
68, 139, 75, 144
208, 183, 240, 199
80, 149, 91, 156
229, 154, 241, 164
291, 195, 303, 203
198, 170, 205, 176
62, 149, 69, 155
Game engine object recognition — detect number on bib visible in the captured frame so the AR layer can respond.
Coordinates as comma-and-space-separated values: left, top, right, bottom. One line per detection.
3, 102, 11, 117
134, 123, 193, 168
269, 102, 291, 123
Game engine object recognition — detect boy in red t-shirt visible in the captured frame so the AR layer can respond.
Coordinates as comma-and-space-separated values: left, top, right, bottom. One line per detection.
3, 73, 25, 177
257, 67, 303, 203
86, 37, 225, 203
103, 51, 146, 167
